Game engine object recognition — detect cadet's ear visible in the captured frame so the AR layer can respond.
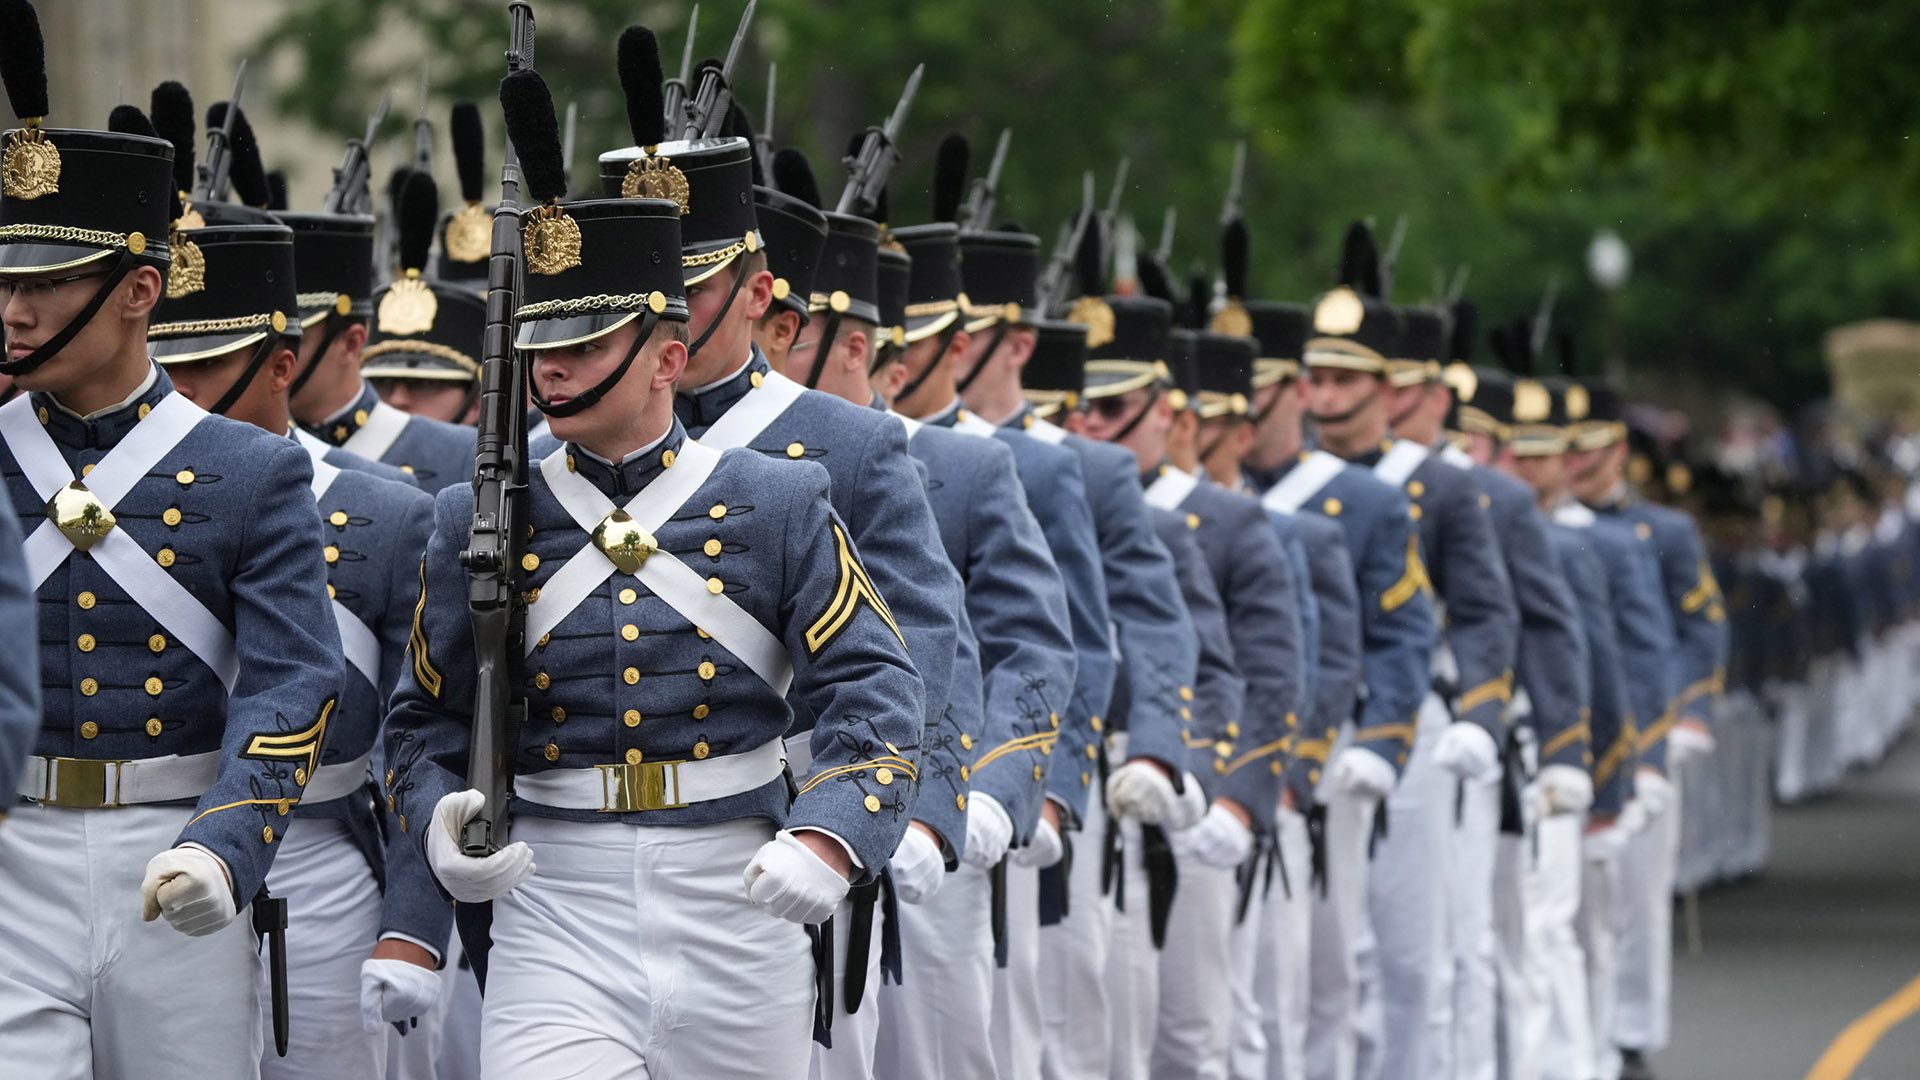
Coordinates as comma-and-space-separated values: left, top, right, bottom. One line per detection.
265, 343, 299, 394
122, 263, 164, 321
338, 320, 369, 358
742, 266, 775, 323
652, 330, 689, 391
944, 326, 972, 367
1230, 418, 1255, 456
842, 327, 869, 377
874, 354, 908, 402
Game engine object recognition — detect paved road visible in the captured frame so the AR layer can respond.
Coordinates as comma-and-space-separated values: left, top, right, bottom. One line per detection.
1658, 733, 1920, 1079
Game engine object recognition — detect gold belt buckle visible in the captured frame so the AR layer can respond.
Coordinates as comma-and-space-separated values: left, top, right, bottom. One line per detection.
39, 757, 126, 808
597, 759, 687, 812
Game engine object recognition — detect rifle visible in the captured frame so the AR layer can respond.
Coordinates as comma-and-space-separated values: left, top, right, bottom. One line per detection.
1220, 140, 1246, 225
1377, 214, 1408, 300
322, 89, 393, 215
1155, 206, 1176, 266
561, 101, 578, 185
836, 63, 924, 217
662, 4, 698, 142
1099, 156, 1129, 236
684, 0, 755, 140
1036, 171, 1096, 316
1529, 273, 1561, 358
754, 62, 776, 182
413, 68, 433, 174
958, 127, 1010, 233
459, 0, 537, 858
194, 59, 248, 202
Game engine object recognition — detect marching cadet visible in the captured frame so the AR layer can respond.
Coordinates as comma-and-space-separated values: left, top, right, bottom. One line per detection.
1565, 372, 1727, 1080
1304, 228, 1516, 1080
0, 503, 35, 803
882, 194, 1123, 1080
749, 152, 828, 371
955, 210, 1204, 1080
362, 173, 485, 426
144, 217, 443, 1077
0, 10, 343, 1073
1075, 295, 1310, 1079
429, 101, 493, 295
1393, 304, 1588, 1080
385, 69, 926, 1078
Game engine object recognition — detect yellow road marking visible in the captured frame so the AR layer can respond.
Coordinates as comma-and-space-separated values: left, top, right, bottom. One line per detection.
1806, 971, 1920, 1080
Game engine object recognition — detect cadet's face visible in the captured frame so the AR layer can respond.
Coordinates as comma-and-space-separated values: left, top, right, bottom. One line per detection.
1199, 414, 1252, 471
893, 327, 969, 419
1080, 387, 1171, 467
681, 261, 774, 386
783, 321, 870, 402
1307, 367, 1383, 429
1510, 452, 1562, 498
533, 321, 686, 449
3, 265, 160, 399
164, 342, 296, 427
372, 377, 473, 424
1465, 431, 1499, 466
752, 308, 802, 368
1565, 441, 1622, 501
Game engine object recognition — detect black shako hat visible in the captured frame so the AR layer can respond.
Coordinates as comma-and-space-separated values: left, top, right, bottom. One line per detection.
753, 183, 827, 324
1081, 296, 1174, 401
276, 212, 374, 327
148, 223, 296, 362
891, 222, 965, 343
514, 197, 690, 350
957, 229, 1039, 332
1194, 330, 1255, 419
808, 212, 882, 327
599, 137, 761, 284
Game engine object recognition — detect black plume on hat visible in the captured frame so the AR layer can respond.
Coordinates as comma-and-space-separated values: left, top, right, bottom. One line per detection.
385, 165, 415, 219
1338, 220, 1382, 297
1073, 210, 1103, 296
499, 68, 566, 203
0, 0, 48, 121
932, 132, 968, 223
398, 171, 437, 274
617, 26, 668, 147
772, 147, 820, 209
723, 98, 762, 186
208, 102, 270, 207
1136, 253, 1173, 305
1554, 325, 1579, 376
150, 81, 195, 194
265, 169, 287, 211
1221, 216, 1248, 298
1448, 298, 1477, 363
450, 100, 485, 202
1186, 272, 1209, 330
107, 104, 154, 137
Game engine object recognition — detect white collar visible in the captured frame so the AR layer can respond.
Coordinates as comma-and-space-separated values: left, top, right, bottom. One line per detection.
685, 350, 757, 395
577, 425, 672, 467
55, 361, 158, 421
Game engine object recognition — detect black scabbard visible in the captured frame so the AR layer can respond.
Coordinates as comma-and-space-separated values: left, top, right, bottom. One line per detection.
809, 919, 834, 1048
1140, 824, 1178, 950
252, 890, 290, 1056
990, 856, 1010, 968
842, 879, 881, 1014
1038, 831, 1073, 926
1307, 803, 1329, 898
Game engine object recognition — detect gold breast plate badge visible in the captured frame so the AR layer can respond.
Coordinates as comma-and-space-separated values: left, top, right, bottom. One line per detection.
47, 481, 114, 551
593, 510, 658, 575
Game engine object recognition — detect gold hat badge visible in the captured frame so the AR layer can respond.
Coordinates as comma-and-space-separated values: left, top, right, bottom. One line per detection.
445, 202, 491, 263
1313, 287, 1365, 335
378, 270, 439, 336
523, 202, 583, 276
1068, 295, 1115, 349
1210, 298, 1252, 337
2, 120, 59, 201
166, 232, 206, 299
623, 149, 690, 215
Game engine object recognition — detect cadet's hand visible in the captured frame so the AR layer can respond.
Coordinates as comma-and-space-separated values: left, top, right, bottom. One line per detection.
1011, 816, 1064, 869
1582, 819, 1629, 862
1616, 800, 1650, 836
961, 793, 1015, 869
359, 954, 441, 1035
1668, 719, 1715, 765
1434, 723, 1501, 781
1632, 768, 1674, 820
1171, 802, 1255, 869
1106, 761, 1206, 829
425, 790, 535, 903
1536, 764, 1594, 816
140, 844, 238, 936
1329, 747, 1396, 802
889, 823, 946, 904
745, 830, 851, 924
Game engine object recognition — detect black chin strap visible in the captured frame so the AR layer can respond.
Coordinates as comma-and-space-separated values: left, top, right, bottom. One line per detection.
1199, 427, 1231, 467
1107, 388, 1161, 444
529, 312, 660, 419
893, 322, 962, 405
1311, 384, 1379, 429
0, 254, 137, 378
286, 315, 348, 400
206, 336, 283, 418
687, 260, 752, 359
953, 320, 1011, 396
803, 310, 845, 391
1387, 385, 1425, 429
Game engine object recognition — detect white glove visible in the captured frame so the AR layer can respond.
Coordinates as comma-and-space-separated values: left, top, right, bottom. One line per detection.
1633, 768, 1674, 819
1582, 822, 1629, 863
888, 826, 946, 905
1329, 747, 1396, 801
1170, 803, 1254, 868
425, 790, 536, 903
359, 956, 442, 1035
961, 793, 1015, 869
1106, 761, 1207, 828
744, 830, 850, 925
1011, 816, 1064, 869
1616, 799, 1650, 836
1668, 721, 1715, 765
1434, 723, 1501, 781
1537, 764, 1595, 816
139, 844, 238, 937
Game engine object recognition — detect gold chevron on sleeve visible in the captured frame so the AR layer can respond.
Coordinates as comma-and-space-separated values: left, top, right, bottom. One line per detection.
408, 559, 443, 699
1681, 556, 1721, 614
243, 697, 335, 779
1380, 531, 1432, 613
1458, 672, 1514, 715
805, 521, 906, 657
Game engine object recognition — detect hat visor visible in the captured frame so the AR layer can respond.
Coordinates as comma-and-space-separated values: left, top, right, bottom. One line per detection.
809, 299, 882, 327
0, 243, 117, 276
1081, 361, 1161, 399
902, 309, 959, 344
682, 232, 759, 286
151, 330, 270, 365
362, 360, 477, 381
771, 293, 812, 324
515, 310, 643, 351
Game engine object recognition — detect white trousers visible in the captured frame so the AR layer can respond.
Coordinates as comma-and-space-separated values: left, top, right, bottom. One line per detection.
262, 816, 387, 1080
990, 860, 1045, 1080
1611, 780, 1680, 1060
1038, 792, 1116, 1080
1151, 851, 1240, 1079
386, 933, 481, 1080
1356, 699, 1453, 1080
1106, 817, 1160, 1080
1304, 787, 1377, 1080
478, 816, 811, 1079
1496, 811, 1588, 1080
876, 861, 998, 1080
0, 803, 265, 1079
1232, 806, 1311, 1080
1449, 774, 1503, 1080
810, 882, 886, 1080
1577, 834, 1622, 1080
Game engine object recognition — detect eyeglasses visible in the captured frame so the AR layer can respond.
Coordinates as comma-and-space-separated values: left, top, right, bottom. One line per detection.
1082, 392, 1148, 422
0, 268, 112, 304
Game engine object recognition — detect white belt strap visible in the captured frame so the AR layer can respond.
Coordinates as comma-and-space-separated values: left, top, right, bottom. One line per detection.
890, 411, 923, 440
302, 749, 375, 803
1440, 443, 1475, 471
954, 413, 999, 437
0, 393, 240, 692
1143, 466, 1199, 511
530, 441, 794, 696
1022, 415, 1068, 445
694, 368, 808, 452
1552, 502, 1596, 528
295, 428, 342, 501
1262, 450, 1345, 514
341, 399, 411, 464
333, 599, 382, 688
17, 750, 220, 806
1372, 439, 1431, 488
513, 738, 787, 812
